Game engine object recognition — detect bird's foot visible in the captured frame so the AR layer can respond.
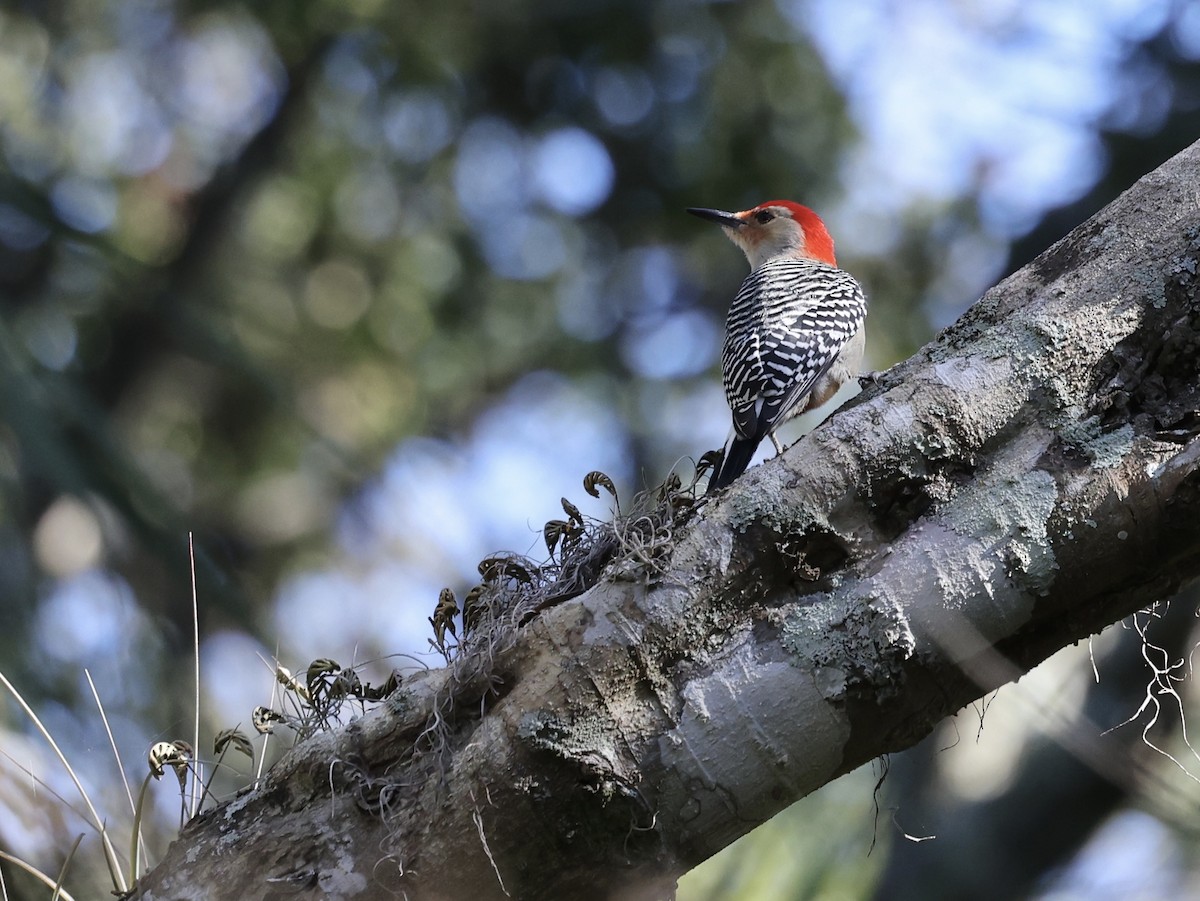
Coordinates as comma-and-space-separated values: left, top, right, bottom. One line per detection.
858, 370, 884, 389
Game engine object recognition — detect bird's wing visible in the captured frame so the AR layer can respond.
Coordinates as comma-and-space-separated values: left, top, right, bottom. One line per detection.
723, 259, 867, 441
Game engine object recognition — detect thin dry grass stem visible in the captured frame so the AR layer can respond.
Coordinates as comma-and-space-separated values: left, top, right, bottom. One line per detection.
0, 748, 93, 829
0, 670, 128, 894
130, 772, 154, 886
0, 851, 78, 901
189, 533, 202, 820
83, 669, 149, 875
51, 834, 83, 901
256, 650, 283, 787
190, 730, 256, 811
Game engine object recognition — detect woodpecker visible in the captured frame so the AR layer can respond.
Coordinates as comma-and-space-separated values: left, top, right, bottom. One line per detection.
688, 200, 867, 493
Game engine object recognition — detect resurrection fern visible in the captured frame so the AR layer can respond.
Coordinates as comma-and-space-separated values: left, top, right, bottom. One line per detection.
429, 462, 711, 666
249, 657, 407, 744
233, 463, 713, 853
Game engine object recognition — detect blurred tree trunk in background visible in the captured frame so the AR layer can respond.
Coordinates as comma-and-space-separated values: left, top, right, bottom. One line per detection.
131, 139, 1200, 901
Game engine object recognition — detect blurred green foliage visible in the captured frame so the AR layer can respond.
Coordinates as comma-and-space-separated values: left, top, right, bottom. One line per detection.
0, 0, 872, 659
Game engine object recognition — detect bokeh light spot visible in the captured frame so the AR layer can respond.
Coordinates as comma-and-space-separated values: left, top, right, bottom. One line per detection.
33, 495, 103, 577
531, 127, 615, 216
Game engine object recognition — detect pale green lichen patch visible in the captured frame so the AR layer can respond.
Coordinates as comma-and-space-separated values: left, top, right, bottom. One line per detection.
913, 425, 959, 461
1022, 300, 1142, 403
942, 456, 1059, 597
719, 470, 830, 536
1129, 265, 1169, 309
854, 520, 1038, 661
778, 590, 915, 700
778, 592, 838, 667
1057, 417, 1136, 469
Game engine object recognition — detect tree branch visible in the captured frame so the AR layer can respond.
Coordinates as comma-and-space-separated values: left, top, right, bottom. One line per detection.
133, 139, 1200, 901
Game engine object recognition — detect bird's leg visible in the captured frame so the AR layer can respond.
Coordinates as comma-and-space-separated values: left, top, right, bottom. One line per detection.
857, 370, 884, 388
769, 432, 785, 455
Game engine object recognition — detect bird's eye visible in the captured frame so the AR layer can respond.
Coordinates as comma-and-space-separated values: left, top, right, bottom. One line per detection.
754, 210, 775, 224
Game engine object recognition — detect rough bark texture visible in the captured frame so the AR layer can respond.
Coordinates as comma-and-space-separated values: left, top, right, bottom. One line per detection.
133, 141, 1200, 900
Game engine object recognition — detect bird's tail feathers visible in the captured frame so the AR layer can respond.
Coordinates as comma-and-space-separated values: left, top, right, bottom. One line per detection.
705, 435, 762, 494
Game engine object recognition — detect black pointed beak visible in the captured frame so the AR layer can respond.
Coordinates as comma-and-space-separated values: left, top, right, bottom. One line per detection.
686, 207, 745, 229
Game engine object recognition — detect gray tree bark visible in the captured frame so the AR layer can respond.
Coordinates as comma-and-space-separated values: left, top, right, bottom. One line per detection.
133, 139, 1200, 901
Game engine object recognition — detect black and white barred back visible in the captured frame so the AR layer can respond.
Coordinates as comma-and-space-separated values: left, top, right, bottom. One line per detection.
708, 257, 867, 492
